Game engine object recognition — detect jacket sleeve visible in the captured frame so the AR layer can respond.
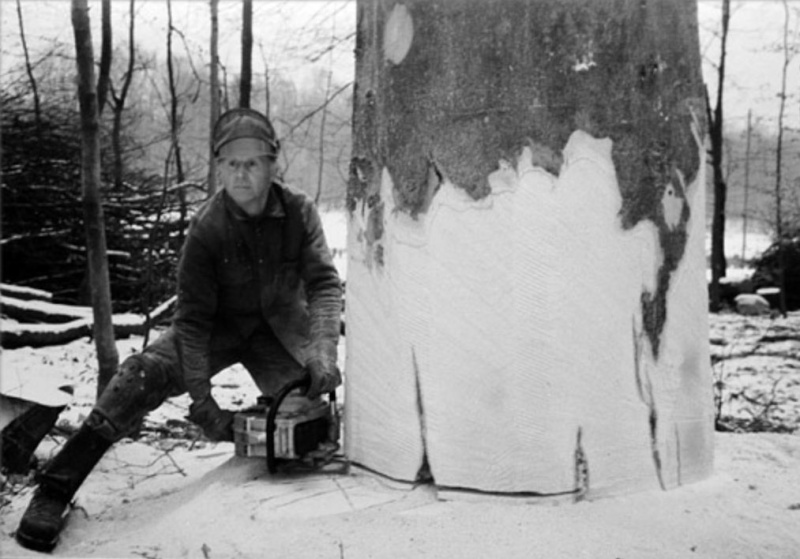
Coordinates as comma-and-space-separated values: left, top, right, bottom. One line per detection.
299, 202, 343, 368
174, 229, 218, 403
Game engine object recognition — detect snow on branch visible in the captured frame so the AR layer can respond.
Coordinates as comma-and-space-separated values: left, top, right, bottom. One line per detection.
0, 282, 54, 302
1, 295, 177, 349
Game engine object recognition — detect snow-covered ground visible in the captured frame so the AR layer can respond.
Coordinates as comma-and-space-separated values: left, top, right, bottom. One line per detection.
1, 309, 799, 558
2, 211, 798, 558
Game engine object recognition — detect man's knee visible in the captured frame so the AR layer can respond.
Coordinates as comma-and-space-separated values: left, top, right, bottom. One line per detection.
92, 353, 174, 438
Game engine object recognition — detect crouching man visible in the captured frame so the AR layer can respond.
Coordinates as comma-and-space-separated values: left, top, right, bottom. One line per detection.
15, 108, 343, 552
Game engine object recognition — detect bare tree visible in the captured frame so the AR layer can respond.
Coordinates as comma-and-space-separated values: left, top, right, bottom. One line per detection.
110, 0, 137, 189
240, 0, 253, 108
707, 0, 731, 312
255, 40, 273, 117
71, 0, 120, 398
97, 0, 112, 115
773, 0, 792, 316
166, 0, 187, 244
315, 67, 333, 205
741, 110, 752, 262
221, 63, 230, 112
15, 0, 41, 129
208, 0, 220, 194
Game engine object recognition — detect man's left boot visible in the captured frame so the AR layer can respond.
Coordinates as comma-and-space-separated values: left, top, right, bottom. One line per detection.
15, 424, 112, 552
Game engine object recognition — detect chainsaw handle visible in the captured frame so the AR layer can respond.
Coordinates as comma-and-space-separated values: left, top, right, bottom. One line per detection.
265, 376, 336, 474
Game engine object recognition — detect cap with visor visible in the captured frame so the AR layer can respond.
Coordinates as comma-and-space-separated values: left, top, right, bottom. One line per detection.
213, 108, 279, 158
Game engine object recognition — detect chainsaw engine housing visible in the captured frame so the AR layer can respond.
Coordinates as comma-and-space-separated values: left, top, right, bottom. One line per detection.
234, 393, 332, 460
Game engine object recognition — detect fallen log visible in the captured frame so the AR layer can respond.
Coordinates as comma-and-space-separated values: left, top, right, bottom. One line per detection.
0, 283, 54, 303
2, 295, 93, 324
1, 296, 177, 349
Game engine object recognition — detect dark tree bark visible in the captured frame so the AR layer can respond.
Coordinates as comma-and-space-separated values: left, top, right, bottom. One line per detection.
97, 0, 112, 116
773, 0, 791, 317
165, 0, 186, 244
239, 0, 253, 108
208, 0, 220, 194
707, 0, 730, 312
71, 0, 120, 399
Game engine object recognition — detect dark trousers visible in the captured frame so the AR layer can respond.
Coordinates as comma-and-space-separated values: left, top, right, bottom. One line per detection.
88, 323, 304, 442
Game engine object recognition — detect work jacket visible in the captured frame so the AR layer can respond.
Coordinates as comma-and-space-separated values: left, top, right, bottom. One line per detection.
174, 182, 342, 404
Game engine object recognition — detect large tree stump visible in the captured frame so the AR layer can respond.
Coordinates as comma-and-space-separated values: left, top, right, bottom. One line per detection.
345, 0, 713, 497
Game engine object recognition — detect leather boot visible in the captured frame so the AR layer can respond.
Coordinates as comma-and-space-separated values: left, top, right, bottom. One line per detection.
1, 403, 64, 474
15, 425, 112, 552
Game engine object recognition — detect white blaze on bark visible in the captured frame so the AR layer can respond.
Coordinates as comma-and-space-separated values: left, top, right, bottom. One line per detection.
384, 4, 413, 65
346, 129, 712, 496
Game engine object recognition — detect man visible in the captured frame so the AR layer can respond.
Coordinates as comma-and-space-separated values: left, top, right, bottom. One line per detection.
15, 108, 343, 552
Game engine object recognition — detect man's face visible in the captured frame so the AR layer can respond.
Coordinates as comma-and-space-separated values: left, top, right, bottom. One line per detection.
217, 138, 275, 216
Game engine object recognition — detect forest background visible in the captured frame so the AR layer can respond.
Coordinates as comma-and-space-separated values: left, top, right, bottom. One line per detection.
1, 0, 798, 316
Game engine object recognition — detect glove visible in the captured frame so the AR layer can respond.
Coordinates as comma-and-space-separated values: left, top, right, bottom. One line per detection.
306, 358, 341, 400
187, 397, 234, 442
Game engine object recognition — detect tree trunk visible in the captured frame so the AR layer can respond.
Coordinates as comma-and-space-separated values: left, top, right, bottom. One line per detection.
71, 0, 120, 399
773, 0, 790, 317
315, 69, 333, 205
97, 0, 112, 116
208, 0, 220, 194
16, 0, 41, 131
166, 0, 186, 245
112, 0, 136, 190
239, 0, 253, 109
708, 0, 730, 312
346, 0, 712, 497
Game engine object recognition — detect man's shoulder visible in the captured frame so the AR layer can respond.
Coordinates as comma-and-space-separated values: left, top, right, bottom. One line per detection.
272, 180, 319, 220
272, 180, 312, 208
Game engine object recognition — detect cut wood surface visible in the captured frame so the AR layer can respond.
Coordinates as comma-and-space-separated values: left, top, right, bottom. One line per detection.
347, 132, 713, 496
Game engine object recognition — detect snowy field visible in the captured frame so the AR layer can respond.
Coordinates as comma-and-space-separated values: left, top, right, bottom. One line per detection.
1, 311, 799, 558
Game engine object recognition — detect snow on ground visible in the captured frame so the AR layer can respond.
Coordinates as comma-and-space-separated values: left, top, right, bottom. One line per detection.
2, 212, 798, 557
1, 312, 799, 558
709, 311, 800, 433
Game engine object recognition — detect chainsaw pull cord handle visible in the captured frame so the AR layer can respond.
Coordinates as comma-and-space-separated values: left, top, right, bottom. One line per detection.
266, 376, 337, 474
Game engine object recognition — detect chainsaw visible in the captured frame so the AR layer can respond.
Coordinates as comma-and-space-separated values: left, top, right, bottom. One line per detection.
233, 375, 343, 474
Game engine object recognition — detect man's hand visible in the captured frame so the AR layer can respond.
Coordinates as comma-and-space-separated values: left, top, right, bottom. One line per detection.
187, 397, 234, 442
306, 358, 341, 400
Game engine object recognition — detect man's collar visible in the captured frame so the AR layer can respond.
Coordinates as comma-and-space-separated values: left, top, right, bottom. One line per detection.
263, 182, 286, 218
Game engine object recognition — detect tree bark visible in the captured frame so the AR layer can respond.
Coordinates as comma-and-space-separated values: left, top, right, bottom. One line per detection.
708, 0, 730, 312
111, 0, 136, 190
239, 0, 253, 109
71, 0, 120, 399
347, 0, 712, 497
208, 0, 220, 194
165, 0, 186, 245
773, 0, 790, 317
97, 0, 112, 116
